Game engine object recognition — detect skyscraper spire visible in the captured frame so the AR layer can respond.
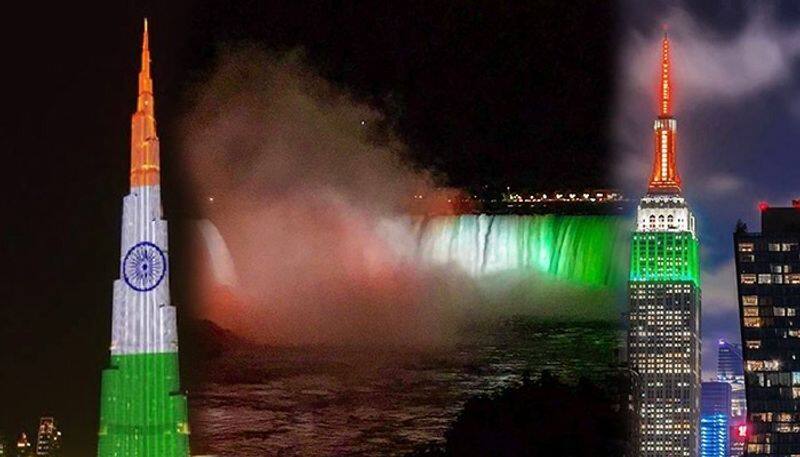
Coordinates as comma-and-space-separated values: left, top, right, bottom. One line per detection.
660, 32, 671, 117
130, 18, 159, 188
138, 18, 152, 113
648, 32, 681, 194
97, 19, 190, 457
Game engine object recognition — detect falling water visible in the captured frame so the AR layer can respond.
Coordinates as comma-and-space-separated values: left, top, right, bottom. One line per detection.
410, 214, 628, 288
193, 214, 628, 455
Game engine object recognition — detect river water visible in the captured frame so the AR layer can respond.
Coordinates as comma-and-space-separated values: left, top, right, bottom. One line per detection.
189, 318, 620, 456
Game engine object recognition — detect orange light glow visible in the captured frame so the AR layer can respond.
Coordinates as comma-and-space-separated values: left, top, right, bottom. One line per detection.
648, 33, 681, 194
130, 19, 160, 188
660, 34, 671, 117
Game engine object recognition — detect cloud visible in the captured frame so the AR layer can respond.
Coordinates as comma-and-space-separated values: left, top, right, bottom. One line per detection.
624, 7, 800, 107
179, 47, 444, 346
702, 260, 738, 318
614, 4, 800, 193
180, 47, 618, 347
702, 173, 745, 195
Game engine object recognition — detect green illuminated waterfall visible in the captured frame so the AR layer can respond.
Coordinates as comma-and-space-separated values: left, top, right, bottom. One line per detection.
412, 215, 627, 288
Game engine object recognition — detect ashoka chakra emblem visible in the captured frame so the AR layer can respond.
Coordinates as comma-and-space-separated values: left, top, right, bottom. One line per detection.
123, 241, 167, 292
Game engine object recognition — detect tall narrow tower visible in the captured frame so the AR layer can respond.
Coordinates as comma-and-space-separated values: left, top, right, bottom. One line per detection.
97, 20, 190, 457
627, 34, 702, 457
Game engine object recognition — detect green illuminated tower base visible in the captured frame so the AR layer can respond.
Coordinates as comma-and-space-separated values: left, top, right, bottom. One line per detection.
627, 196, 702, 457
98, 354, 189, 456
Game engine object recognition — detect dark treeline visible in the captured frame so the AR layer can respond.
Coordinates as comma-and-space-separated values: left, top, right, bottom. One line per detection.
410, 370, 633, 457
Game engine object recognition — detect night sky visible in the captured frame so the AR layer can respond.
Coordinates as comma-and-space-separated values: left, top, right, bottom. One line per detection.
0, 1, 615, 454
616, 0, 800, 377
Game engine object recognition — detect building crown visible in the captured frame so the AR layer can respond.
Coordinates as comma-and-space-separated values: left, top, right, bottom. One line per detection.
130, 18, 160, 188
647, 33, 682, 194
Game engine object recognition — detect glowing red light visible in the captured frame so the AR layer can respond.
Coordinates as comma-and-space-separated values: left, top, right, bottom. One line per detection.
759, 201, 769, 212
647, 33, 682, 194
738, 424, 748, 437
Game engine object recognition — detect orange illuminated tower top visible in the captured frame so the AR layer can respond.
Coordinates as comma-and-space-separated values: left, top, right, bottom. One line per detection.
659, 33, 672, 117
130, 19, 160, 188
648, 33, 681, 194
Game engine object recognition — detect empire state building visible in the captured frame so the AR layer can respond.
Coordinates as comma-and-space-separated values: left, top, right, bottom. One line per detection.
627, 34, 702, 457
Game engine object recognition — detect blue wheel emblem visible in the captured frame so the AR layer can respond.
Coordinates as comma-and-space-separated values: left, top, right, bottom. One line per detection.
123, 241, 167, 292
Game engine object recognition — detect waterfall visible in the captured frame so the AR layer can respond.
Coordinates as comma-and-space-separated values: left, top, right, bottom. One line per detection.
411, 214, 627, 288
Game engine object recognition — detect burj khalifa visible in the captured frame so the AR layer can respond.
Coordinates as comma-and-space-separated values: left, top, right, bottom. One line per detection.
97, 20, 190, 457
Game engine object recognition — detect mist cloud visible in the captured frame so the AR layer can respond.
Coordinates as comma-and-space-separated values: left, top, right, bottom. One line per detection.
181, 47, 446, 345
181, 46, 619, 347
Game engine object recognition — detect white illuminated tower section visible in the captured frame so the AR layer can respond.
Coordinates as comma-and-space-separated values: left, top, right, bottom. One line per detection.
627, 34, 701, 457
97, 20, 190, 457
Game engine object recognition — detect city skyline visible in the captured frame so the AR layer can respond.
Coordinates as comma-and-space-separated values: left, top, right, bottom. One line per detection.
0, 1, 798, 456
617, 0, 800, 378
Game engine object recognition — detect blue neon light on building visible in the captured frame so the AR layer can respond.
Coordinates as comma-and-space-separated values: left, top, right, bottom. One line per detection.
700, 381, 731, 457
700, 413, 728, 457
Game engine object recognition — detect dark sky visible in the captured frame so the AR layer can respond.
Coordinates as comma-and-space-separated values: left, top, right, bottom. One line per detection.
0, 1, 615, 454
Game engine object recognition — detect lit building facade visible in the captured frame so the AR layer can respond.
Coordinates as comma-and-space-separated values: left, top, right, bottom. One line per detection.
716, 340, 746, 456
717, 340, 746, 419
14, 433, 31, 457
34, 417, 60, 456
96, 20, 190, 456
735, 203, 800, 456
628, 34, 701, 457
701, 382, 731, 457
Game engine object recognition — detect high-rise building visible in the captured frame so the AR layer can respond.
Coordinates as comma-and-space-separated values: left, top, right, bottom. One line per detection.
14, 433, 31, 457
700, 382, 731, 457
730, 423, 748, 457
34, 417, 60, 456
96, 20, 190, 456
734, 202, 800, 456
627, 34, 702, 457
717, 340, 746, 419
716, 339, 746, 456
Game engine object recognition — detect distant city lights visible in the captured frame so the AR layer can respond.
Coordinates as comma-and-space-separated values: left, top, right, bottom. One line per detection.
502, 189, 625, 204
408, 189, 626, 205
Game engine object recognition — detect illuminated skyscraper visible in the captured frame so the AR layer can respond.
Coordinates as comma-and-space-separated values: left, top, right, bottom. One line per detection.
717, 340, 746, 419
34, 417, 60, 456
627, 34, 701, 457
716, 339, 746, 456
14, 433, 31, 457
734, 202, 800, 456
96, 20, 190, 457
700, 382, 731, 457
